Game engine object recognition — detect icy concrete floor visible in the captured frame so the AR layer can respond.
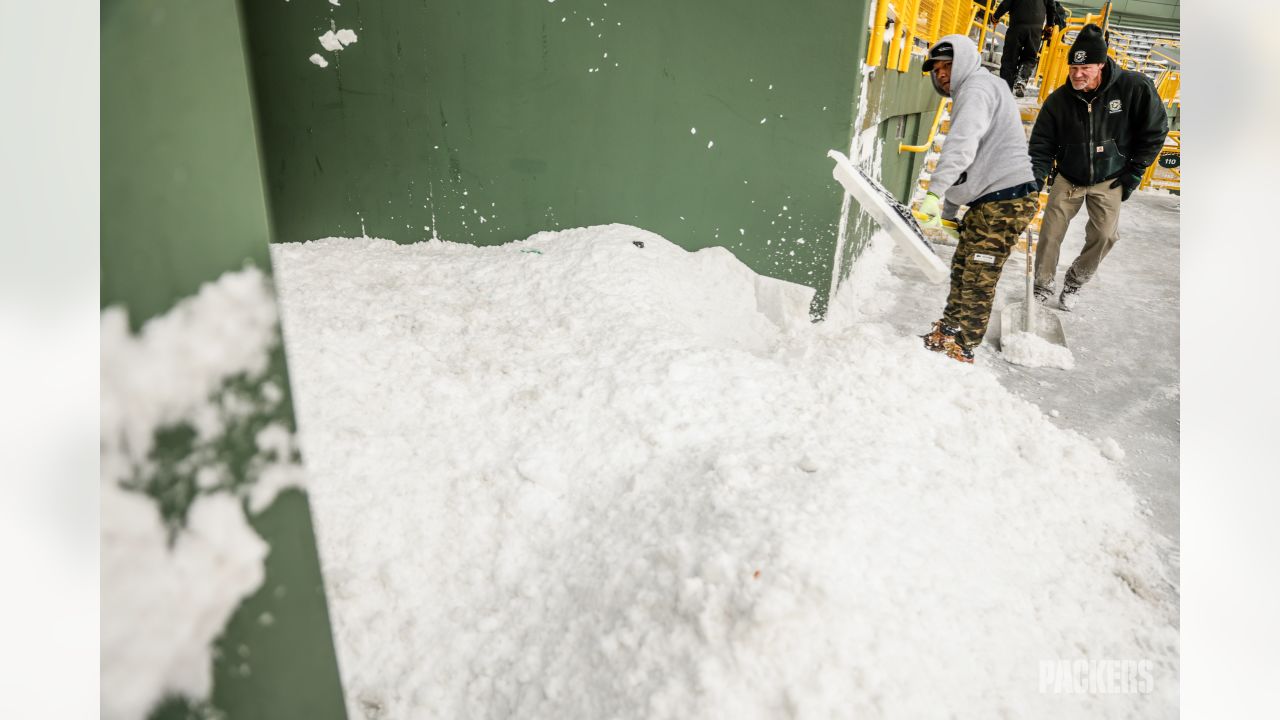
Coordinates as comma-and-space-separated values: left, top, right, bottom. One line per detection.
864, 190, 1180, 564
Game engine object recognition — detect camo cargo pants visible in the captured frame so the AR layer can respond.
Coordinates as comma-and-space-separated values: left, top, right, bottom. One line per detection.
942, 195, 1039, 349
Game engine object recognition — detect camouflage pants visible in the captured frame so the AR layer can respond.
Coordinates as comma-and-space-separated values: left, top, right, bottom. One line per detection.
942, 195, 1039, 349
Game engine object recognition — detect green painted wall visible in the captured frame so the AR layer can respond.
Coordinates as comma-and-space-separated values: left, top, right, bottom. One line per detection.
102, 1, 347, 718
241, 0, 873, 315
862, 58, 940, 201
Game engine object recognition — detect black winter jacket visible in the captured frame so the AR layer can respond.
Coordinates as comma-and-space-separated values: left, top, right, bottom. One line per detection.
1028, 59, 1169, 187
992, 0, 1053, 27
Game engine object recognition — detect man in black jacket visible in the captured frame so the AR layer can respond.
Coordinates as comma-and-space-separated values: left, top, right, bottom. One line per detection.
1028, 24, 1168, 310
990, 0, 1058, 95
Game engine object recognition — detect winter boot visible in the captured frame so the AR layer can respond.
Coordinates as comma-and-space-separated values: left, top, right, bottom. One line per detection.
944, 339, 975, 364
921, 320, 960, 352
1059, 282, 1081, 312
1033, 282, 1055, 305
1013, 81, 1026, 98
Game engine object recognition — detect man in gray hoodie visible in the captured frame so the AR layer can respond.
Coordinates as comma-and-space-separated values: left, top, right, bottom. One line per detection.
917, 34, 1040, 363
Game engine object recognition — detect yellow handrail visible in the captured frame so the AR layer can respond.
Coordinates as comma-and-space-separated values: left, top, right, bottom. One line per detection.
1156, 70, 1180, 104
867, 0, 890, 67
895, 0, 924, 71
1149, 48, 1180, 67
899, 98, 950, 153
1141, 131, 1180, 191
865, 0, 1000, 72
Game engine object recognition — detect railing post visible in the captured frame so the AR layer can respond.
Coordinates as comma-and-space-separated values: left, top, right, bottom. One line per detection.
867, 0, 890, 68
897, 0, 922, 72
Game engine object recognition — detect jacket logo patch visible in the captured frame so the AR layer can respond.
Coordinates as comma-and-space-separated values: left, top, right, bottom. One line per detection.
1072, 50, 1086, 63
1109, 99, 1122, 113
973, 253, 996, 265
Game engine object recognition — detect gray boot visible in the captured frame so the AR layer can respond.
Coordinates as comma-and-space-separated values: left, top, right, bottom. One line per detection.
1059, 282, 1081, 312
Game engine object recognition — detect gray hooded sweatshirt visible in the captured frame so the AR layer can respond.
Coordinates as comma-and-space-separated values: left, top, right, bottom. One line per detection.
927, 34, 1035, 208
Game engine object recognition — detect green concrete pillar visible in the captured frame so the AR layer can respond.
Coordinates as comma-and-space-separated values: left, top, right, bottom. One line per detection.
102, 1, 347, 718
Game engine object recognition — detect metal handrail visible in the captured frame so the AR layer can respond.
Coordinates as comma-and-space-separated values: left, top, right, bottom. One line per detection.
1141, 131, 1180, 191
1149, 48, 1180, 67
899, 98, 950, 153
867, 0, 891, 68
865, 0, 999, 72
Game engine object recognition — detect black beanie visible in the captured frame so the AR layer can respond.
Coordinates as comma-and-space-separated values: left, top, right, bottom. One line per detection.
1069, 24, 1108, 65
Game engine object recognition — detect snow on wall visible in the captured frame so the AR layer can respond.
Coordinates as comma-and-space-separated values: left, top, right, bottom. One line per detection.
100, 265, 305, 720
272, 224, 1178, 719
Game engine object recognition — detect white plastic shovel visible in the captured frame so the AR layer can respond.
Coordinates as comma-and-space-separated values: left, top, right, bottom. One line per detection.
999, 227, 1067, 352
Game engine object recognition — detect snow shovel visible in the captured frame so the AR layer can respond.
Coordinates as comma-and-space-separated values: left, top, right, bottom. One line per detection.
999, 227, 1067, 351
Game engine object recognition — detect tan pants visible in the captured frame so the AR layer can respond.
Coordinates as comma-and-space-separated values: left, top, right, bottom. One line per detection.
1034, 177, 1123, 289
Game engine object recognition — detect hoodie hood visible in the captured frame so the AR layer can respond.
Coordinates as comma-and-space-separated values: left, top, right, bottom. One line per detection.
928, 34, 982, 94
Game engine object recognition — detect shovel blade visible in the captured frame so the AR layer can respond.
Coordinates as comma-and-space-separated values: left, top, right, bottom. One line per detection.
1000, 301, 1068, 349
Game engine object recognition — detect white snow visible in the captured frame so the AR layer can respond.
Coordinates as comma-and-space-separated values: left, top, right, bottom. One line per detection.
101, 488, 267, 720
318, 31, 343, 52
1100, 437, 1127, 462
1000, 330, 1076, 370
319, 29, 357, 53
309, 53, 329, 69
100, 266, 294, 719
272, 224, 1178, 718
248, 422, 307, 513
100, 267, 277, 467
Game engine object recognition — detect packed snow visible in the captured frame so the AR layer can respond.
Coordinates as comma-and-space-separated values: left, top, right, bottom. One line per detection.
272, 224, 1177, 718
309, 53, 329, 69
101, 266, 304, 720
854, 190, 1181, 545
1000, 330, 1076, 370
1100, 437, 1128, 463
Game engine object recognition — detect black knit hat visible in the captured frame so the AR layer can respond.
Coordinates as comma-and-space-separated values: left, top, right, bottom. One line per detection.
922, 41, 954, 72
1068, 24, 1108, 65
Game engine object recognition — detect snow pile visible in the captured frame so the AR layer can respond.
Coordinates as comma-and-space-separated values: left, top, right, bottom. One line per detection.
825, 230, 900, 328
272, 225, 1178, 719
101, 266, 302, 720
1000, 329, 1076, 370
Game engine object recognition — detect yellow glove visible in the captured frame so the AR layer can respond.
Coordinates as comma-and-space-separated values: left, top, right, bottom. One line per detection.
918, 192, 942, 223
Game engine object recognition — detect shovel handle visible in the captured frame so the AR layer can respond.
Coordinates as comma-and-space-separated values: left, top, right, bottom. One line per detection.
1024, 226, 1035, 332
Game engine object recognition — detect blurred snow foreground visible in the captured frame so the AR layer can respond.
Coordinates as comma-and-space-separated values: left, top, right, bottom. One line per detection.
101, 267, 304, 720
272, 224, 1178, 719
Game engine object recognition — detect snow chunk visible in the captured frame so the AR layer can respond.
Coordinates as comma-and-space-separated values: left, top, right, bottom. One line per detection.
319, 29, 357, 53
1000, 330, 1075, 369
101, 488, 267, 720
1099, 437, 1127, 462
318, 31, 343, 52
100, 266, 278, 473
309, 53, 329, 68
335, 28, 358, 46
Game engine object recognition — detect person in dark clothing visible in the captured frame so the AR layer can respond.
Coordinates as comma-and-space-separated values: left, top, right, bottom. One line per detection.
1027, 24, 1169, 310
990, 0, 1058, 94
